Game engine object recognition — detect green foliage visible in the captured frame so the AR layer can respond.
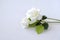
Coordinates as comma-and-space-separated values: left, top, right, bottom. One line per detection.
42, 22, 49, 30
36, 25, 44, 34
29, 20, 41, 27
28, 18, 31, 21
42, 15, 47, 20
28, 16, 49, 34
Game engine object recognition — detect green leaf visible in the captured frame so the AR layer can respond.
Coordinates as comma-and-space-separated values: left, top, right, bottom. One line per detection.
36, 25, 44, 34
42, 22, 49, 30
29, 20, 41, 27
36, 20, 41, 26
29, 23, 36, 27
28, 18, 31, 21
42, 15, 47, 20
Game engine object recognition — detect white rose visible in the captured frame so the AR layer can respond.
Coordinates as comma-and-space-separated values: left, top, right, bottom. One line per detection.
21, 8, 42, 28
26, 8, 42, 24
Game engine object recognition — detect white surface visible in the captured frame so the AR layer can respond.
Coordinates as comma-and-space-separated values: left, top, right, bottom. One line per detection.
0, 0, 60, 40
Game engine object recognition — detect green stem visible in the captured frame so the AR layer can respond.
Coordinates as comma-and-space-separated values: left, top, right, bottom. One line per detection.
47, 22, 60, 23
42, 20, 60, 23
47, 18, 60, 21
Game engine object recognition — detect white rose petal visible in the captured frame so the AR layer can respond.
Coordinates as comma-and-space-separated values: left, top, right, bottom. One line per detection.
37, 14, 42, 20
21, 17, 30, 28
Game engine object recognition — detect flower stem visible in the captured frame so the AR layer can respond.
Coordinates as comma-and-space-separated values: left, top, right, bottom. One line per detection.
47, 22, 60, 23
47, 18, 60, 21
42, 20, 60, 23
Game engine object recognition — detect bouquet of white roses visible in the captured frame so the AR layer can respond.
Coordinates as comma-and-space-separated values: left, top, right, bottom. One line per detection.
21, 8, 60, 34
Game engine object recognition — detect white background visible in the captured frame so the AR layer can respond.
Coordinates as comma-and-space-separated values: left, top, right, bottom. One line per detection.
0, 0, 60, 40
